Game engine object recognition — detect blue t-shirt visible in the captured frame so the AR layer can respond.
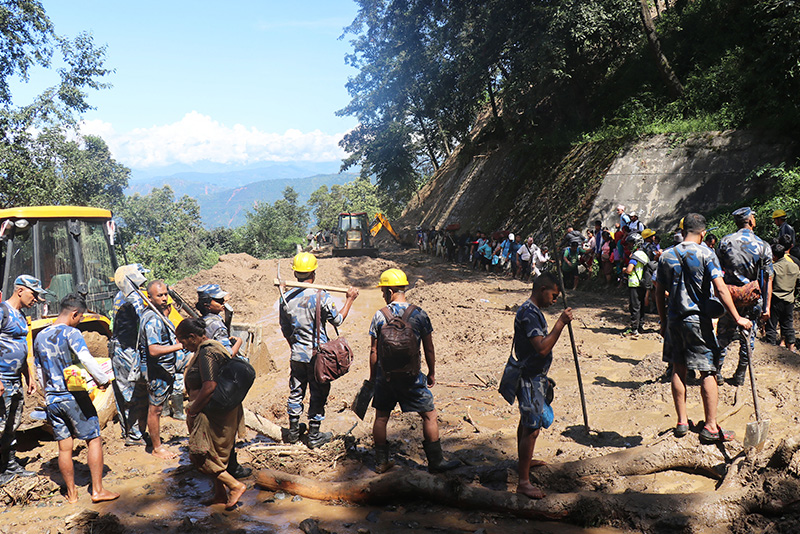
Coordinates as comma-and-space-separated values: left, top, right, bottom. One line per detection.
656, 241, 724, 321
0, 302, 29, 385
513, 299, 551, 377
34, 323, 109, 403
368, 302, 433, 343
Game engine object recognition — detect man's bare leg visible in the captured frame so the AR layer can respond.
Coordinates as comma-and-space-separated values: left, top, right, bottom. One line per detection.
700, 373, 719, 432
147, 404, 175, 459
420, 409, 439, 442
57, 437, 78, 503
671, 363, 689, 426
373, 410, 391, 445
87, 437, 119, 503
517, 423, 545, 499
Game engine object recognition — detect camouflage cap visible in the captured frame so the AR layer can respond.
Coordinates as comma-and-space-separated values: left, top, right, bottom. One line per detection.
197, 284, 227, 300
14, 274, 48, 297
732, 207, 753, 224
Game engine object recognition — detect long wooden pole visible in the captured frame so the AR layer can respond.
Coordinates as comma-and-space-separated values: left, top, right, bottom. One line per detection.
273, 278, 350, 293
544, 196, 590, 433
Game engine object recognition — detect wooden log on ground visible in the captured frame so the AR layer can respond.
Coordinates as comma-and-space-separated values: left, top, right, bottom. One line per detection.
243, 407, 283, 442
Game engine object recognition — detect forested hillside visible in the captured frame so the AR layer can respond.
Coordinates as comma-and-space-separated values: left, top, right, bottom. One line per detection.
337, 0, 800, 217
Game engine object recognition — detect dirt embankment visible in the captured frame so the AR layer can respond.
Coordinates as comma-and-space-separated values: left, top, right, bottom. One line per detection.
6, 249, 800, 534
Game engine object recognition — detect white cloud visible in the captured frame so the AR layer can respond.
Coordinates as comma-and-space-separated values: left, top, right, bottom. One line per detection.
79, 111, 348, 168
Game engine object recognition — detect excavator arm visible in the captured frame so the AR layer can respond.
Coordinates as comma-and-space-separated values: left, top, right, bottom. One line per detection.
369, 213, 400, 241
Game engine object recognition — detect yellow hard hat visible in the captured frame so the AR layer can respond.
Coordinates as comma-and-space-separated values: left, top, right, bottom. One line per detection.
378, 268, 409, 287
679, 217, 684, 230
292, 252, 318, 273
641, 228, 655, 239
773, 209, 787, 219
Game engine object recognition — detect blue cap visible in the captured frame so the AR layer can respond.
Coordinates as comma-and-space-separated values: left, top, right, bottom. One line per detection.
197, 284, 227, 300
732, 207, 753, 224
14, 274, 48, 296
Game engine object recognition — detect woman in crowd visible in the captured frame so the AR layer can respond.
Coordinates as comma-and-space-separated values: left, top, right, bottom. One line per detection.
196, 284, 242, 358
176, 318, 246, 510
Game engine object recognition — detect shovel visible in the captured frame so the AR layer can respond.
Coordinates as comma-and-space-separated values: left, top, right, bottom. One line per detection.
351, 380, 374, 420
742, 328, 770, 448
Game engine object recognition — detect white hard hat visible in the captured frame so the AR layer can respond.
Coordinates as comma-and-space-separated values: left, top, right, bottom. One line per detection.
508, 233, 515, 241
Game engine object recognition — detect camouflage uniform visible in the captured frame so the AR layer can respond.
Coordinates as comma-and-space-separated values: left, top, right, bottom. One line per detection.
110, 290, 148, 441
279, 288, 343, 422
0, 303, 29, 460
716, 228, 773, 382
656, 242, 724, 372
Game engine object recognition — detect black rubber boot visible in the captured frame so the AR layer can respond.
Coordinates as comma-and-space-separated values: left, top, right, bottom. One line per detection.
169, 393, 186, 421
4, 451, 34, 478
374, 444, 394, 474
732, 364, 747, 387
307, 421, 332, 449
423, 440, 460, 473
285, 416, 301, 444
226, 448, 252, 479
0, 471, 15, 486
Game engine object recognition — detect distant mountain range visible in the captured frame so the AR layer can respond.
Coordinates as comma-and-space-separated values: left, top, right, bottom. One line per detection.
127, 161, 357, 228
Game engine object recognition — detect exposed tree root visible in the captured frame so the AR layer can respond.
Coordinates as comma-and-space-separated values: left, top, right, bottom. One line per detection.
255, 434, 800, 533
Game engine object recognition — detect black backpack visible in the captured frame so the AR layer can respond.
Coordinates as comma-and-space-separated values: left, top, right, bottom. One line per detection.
203, 357, 256, 413
643, 260, 658, 290
113, 301, 140, 350
377, 305, 421, 377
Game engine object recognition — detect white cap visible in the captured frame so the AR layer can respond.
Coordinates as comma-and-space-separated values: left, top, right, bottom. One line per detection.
508, 233, 515, 241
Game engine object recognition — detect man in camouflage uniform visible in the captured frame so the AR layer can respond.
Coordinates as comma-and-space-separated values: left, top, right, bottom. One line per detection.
656, 213, 750, 443
279, 252, 359, 448
110, 264, 150, 446
0, 275, 45, 484
716, 207, 773, 386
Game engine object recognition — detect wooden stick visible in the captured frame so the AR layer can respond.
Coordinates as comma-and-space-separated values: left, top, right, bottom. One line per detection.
544, 196, 590, 433
273, 278, 350, 293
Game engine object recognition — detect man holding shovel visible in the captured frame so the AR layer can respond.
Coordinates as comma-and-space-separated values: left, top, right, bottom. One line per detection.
655, 213, 751, 443
278, 252, 359, 448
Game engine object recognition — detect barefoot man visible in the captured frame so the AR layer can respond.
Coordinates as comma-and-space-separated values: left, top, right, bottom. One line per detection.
34, 294, 119, 503
499, 272, 572, 499
141, 280, 187, 459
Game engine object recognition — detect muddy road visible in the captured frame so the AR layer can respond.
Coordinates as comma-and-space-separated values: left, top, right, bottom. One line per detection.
3, 250, 799, 533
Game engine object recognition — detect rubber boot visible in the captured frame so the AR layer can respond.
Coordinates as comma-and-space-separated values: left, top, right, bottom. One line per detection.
285, 416, 301, 444
169, 393, 186, 421
307, 421, 332, 449
4, 450, 34, 478
226, 448, 252, 479
0, 471, 15, 486
374, 444, 394, 474
422, 440, 460, 473
732, 364, 747, 387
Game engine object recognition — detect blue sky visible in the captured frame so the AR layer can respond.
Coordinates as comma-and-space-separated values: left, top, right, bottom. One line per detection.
14, 1, 361, 170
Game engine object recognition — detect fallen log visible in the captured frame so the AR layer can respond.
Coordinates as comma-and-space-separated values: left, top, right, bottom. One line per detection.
243, 407, 283, 442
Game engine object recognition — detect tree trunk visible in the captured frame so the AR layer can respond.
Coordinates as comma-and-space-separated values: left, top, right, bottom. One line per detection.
487, 78, 500, 120
638, 0, 684, 99
416, 114, 439, 171
437, 119, 451, 158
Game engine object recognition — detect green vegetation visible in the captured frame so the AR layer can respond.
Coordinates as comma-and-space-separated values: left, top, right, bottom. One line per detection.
339, 0, 800, 196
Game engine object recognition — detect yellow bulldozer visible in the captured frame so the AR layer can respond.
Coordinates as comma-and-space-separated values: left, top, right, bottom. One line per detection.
330, 212, 400, 257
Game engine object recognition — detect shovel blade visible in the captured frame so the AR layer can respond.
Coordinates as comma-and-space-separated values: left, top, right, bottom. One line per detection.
743, 419, 770, 448
351, 380, 374, 420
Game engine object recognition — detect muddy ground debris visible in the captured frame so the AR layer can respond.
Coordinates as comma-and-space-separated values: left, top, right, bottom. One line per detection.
4, 249, 800, 533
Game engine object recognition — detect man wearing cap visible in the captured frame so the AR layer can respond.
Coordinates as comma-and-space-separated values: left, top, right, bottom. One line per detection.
196, 285, 242, 358
0, 275, 45, 484
717, 207, 773, 386
773, 209, 795, 249
624, 234, 650, 336
278, 252, 359, 448
628, 212, 645, 233
616, 205, 631, 231
369, 268, 459, 474
140, 279, 188, 459
110, 264, 150, 446
656, 213, 750, 443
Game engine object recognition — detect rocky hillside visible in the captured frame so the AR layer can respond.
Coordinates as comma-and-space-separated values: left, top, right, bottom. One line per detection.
397, 125, 798, 239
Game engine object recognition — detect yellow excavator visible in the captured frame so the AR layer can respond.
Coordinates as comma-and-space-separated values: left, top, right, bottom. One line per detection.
369, 212, 400, 241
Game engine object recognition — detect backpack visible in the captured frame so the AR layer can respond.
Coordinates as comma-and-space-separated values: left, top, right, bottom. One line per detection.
643, 260, 658, 290
311, 290, 354, 384
203, 355, 256, 413
113, 301, 140, 350
377, 304, 421, 377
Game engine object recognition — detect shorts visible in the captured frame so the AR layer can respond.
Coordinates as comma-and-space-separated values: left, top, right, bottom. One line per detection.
372, 371, 435, 414
148, 377, 174, 406
517, 375, 554, 430
47, 393, 100, 441
666, 318, 720, 373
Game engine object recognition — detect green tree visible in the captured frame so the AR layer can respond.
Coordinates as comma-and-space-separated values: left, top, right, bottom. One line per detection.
238, 187, 309, 258
115, 186, 217, 282
308, 175, 401, 231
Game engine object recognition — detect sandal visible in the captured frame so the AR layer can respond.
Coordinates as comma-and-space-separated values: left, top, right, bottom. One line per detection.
699, 426, 735, 444
674, 423, 690, 438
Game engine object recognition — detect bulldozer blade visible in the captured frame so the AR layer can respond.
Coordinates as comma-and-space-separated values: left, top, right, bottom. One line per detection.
743, 419, 770, 448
